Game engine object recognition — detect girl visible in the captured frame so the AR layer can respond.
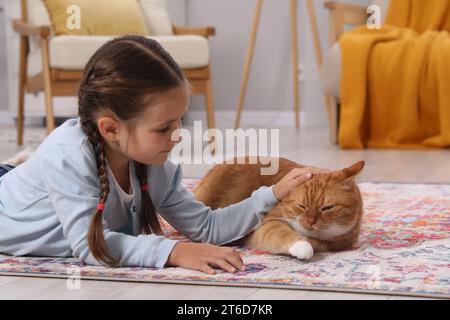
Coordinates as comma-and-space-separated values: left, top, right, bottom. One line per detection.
0, 35, 313, 275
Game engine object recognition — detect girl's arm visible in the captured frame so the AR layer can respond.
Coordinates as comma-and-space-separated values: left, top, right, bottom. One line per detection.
41, 145, 179, 268
158, 161, 279, 245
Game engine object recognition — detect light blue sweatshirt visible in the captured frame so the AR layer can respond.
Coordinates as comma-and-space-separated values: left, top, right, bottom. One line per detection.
0, 118, 279, 268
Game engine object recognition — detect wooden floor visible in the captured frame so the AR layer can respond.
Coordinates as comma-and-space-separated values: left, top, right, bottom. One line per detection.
0, 119, 448, 300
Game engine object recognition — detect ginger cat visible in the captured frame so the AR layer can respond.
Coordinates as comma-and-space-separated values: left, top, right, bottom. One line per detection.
194, 157, 365, 260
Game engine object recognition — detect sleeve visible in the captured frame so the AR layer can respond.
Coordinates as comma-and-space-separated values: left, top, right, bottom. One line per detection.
158, 162, 279, 245
41, 145, 179, 268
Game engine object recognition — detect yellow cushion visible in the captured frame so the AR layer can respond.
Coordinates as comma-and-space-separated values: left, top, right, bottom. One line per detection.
44, 0, 149, 36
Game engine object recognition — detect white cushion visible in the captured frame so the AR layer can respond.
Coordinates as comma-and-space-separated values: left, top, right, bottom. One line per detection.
320, 42, 341, 101
139, 0, 173, 36
27, 35, 210, 77
320, 0, 390, 101
26, 0, 173, 51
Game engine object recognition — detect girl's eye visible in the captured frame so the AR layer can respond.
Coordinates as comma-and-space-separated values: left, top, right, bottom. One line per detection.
158, 126, 170, 133
321, 205, 335, 212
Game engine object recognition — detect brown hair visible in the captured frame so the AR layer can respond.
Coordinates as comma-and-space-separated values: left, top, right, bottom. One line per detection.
78, 35, 186, 266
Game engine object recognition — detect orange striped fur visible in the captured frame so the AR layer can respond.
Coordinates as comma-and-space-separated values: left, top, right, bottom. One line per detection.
195, 157, 365, 260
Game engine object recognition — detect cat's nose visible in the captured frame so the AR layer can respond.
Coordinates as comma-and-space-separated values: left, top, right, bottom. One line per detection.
307, 217, 317, 226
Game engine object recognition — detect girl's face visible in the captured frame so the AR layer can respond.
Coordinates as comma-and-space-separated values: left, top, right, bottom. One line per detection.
109, 83, 190, 166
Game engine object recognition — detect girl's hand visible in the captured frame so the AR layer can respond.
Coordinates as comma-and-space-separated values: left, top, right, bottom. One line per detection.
272, 167, 331, 201
165, 242, 246, 275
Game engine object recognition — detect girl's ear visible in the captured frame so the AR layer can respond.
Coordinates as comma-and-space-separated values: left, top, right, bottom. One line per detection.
97, 116, 120, 141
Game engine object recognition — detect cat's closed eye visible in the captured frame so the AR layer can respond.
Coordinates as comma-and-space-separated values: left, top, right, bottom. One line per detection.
297, 204, 307, 210
321, 205, 335, 212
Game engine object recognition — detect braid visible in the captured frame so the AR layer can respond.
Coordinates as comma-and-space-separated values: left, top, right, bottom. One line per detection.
134, 162, 163, 235
82, 120, 119, 267
76, 35, 186, 267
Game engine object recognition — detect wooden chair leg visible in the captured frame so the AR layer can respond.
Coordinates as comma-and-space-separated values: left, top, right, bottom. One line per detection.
17, 35, 28, 146
325, 95, 338, 144
290, 0, 300, 129
308, 0, 341, 145
41, 37, 55, 134
306, 0, 324, 66
205, 68, 216, 130
235, 0, 263, 129
204, 69, 216, 154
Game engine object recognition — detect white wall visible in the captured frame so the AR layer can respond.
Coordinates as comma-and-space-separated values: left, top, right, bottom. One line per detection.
0, 0, 8, 111
186, 0, 372, 126
0, 0, 188, 118
1, 0, 375, 126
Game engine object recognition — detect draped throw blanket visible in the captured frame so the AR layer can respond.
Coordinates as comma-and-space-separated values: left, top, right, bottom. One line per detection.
339, 0, 450, 149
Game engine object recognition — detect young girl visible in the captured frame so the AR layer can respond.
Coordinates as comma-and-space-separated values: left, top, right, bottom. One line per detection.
0, 35, 313, 275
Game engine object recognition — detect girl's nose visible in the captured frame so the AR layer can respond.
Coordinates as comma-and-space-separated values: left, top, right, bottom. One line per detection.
170, 130, 183, 146
174, 135, 183, 144
175, 119, 182, 129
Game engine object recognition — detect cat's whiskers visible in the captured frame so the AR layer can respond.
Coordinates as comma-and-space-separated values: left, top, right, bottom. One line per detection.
277, 217, 313, 236
277, 216, 356, 241
320, 224, 355, 240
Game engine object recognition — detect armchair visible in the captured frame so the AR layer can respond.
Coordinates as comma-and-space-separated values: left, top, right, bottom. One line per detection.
13, 0, 216, 145
322, 1, 368, 144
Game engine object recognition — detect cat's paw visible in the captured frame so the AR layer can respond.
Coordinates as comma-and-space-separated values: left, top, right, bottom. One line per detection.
288, 241, 314, 260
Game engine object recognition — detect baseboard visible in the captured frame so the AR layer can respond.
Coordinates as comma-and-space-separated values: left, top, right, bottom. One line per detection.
0, 110, 14, 125
185, 110, 327, 129
0, 110, 49, 127
0, 110, 72, 127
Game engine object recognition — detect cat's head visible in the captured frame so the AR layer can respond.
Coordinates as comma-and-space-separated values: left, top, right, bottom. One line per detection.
279, 161, 365, 241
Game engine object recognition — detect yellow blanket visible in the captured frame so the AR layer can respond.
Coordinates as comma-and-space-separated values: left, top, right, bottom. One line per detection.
339, 0, 450, 149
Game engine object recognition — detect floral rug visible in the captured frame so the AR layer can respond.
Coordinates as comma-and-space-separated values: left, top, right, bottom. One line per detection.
0, 181, 449, 298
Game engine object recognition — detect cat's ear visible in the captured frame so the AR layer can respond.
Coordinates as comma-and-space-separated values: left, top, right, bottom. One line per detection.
333, 161, 365, 181
342, 161, 365, 179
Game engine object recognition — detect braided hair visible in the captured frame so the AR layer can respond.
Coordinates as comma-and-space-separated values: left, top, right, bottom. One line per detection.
78, 35, 185, 266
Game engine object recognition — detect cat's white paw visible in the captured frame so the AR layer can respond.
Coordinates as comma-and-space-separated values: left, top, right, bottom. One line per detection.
288, 241, 314, 260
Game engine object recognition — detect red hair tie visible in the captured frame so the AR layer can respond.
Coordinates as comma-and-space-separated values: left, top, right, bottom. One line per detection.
141, 184, 149, 191
96, 203, 105, 211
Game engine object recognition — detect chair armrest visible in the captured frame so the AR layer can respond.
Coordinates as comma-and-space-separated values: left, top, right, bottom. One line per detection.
172, 25, 216, 38
324, 1, 368, 44
12, 19, 51, 37
324, 1, 367, 13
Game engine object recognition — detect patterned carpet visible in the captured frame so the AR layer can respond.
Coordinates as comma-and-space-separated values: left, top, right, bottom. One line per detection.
0, 180, 449, 298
